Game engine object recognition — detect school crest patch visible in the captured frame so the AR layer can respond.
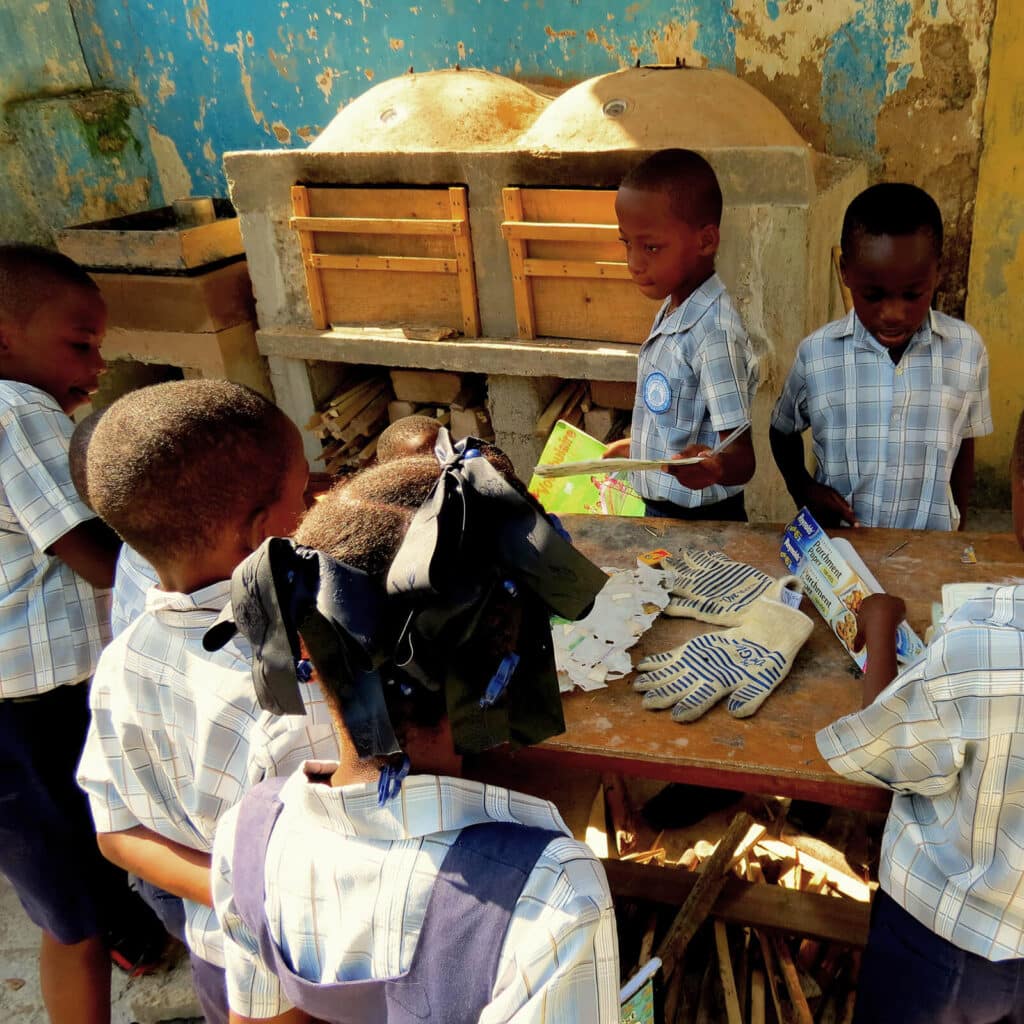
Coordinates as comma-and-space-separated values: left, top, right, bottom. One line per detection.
642, 371, 672, 414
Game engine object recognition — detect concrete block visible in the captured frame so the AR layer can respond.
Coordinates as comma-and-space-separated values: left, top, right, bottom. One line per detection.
486, 374, 560, 437
589, 380, 635, 410
389, 369, 463, 404
388, 400, 418, 423
583, 407, 616, 442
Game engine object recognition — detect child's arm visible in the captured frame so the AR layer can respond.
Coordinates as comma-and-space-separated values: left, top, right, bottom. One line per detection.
950, 437, 974, 532
97, 826, 213, 907
769, 426, 861, 527
667, 426, 755, 490
48, 518, 121, 589
601, 438, 631, 459
852, 593, 905, 705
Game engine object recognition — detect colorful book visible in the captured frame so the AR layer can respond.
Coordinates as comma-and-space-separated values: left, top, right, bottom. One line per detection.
528, 420, 645, 517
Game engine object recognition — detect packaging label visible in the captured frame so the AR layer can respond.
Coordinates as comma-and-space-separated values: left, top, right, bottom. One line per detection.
780, 508, 925, 669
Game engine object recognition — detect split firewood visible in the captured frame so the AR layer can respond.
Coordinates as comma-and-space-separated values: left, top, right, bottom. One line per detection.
534, 381, 584, 438
656, 811, 755, 980
601, 773, 639, 856
637, 909, 658, 967
755, 839, 870, 902
662, 962, 685, 1024
340, 394, 390, 444
694, 953, 722, 1024
713, 920, 743, 1024
771, 934, 814, 1024
750, 965, 767, 1024
754, 929, 791, 1024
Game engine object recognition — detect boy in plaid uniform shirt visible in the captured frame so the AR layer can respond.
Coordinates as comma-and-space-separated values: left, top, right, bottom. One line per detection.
817, 410, 1024, 1024
605, 148, 758, 522
0, 245, 164, 1024
771, 183, 992, 530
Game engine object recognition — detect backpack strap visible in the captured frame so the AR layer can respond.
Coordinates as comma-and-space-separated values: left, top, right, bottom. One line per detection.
230, 776, 289, 977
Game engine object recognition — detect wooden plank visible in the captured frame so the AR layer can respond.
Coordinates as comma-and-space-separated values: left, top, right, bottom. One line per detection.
518, 187, 623, 262
320, 269, 461, 331
502, 188, 536, 339
750, 966, 766, 1024
772, 935, 814, 1024
91, 260, 255, 333
531, 277, 656, 344
500, 220, 621, 243
292, 186, 329, 330
448, 187, 481, 337
289, 216, 458, 236
602, 861, 871, 947
309, 253, 458, 274
713, 921, 743, 1024
522, 258, 632, 280
657, 813, 755, 979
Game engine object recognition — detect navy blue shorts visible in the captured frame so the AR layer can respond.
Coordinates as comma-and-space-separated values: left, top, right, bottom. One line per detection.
643, 490, 748, 522
854, 889, 1024, 1024
0, 683, 124, 944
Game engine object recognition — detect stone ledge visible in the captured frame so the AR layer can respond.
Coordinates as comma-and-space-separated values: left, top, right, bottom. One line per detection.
256, 325, 640, 382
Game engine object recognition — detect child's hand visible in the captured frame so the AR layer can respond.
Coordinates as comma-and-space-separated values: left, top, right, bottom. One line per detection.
853, 593, 907, 652
602, 438, 632, 459
666, 445, 724, 490
798, 481, 861, 528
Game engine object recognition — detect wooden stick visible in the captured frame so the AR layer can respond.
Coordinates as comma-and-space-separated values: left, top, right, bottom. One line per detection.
601, 773, 639, 856
713, 920, 743, 1024
501, 188, 536, 339
656, 812, 754, 980
771, 934, 814, 1024
750, 966, 766, 1024
754, 929, 790, 1024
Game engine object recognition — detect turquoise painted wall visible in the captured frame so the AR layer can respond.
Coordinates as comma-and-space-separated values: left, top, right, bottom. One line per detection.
0, 0, 994, 310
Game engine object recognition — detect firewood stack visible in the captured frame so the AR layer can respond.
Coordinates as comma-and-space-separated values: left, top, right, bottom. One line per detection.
306, 370, 492, 475
534, 379, 635, 442
613, 812, 869, 1023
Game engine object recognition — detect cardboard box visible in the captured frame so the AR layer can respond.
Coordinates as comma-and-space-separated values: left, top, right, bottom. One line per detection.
779, 508, 925, 669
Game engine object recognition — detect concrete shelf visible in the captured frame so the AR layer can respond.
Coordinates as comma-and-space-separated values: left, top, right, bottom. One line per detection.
256, 325, 639, 381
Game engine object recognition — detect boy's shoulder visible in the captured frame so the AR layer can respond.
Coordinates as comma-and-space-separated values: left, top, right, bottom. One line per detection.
0, 380, 61, 416
929, 309, 985, 351
799, 311, 857, 350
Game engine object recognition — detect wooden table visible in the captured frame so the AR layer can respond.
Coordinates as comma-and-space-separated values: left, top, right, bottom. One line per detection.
512, 517, 1022, 811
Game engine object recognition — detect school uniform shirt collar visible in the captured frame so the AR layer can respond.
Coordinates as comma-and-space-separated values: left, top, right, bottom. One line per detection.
282, 763, 574, 842
649, 272, 726, 338
848, 309, 938, 355
941, 584, 1024, 634
144, 578, 232, 621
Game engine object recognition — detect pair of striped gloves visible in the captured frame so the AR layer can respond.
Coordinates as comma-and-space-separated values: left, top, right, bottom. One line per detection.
635, 548, 814, 723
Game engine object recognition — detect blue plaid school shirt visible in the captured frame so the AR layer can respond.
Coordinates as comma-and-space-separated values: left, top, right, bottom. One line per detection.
771, 310, 992, 530
817, 585, 1024, 961
629, 274, 758, 507
213, 768, 621, 1023
0, 382, 110, 697
110, 544, 158, 637
78, 580, 339, 967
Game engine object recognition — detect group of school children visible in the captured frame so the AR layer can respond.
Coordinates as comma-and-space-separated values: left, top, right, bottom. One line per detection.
0, 144, 1020, 1024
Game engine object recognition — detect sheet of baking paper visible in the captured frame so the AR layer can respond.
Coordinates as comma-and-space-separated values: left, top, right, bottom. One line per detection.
553, 560, 672, 692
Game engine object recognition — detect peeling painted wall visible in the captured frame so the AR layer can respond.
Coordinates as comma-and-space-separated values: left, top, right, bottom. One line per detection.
73, 0, 994, 316
0, 0, 160, 244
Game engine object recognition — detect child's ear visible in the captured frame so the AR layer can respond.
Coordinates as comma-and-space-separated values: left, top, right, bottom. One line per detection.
0, 316, 19, 355
243, 504, 273, 554
699, 223, 720, 256
839, 252, 850, 286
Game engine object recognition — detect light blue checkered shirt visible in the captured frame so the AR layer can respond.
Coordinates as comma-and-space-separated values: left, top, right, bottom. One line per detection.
818, 586, 1024, 961
772, 310, 992, 530
629, 274, 758, 507
78, 580, 339, 966
213, 768, 621, 1022
110, 544, 158, 637
0, 381, 110, 697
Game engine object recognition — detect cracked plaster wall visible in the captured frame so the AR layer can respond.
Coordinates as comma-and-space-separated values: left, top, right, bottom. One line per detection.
74, 0, 995, 319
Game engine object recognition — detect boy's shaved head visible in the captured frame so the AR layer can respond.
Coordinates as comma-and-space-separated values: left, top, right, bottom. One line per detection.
88, 380, 300, 565
841, 183, 943, 260
68, 408, 105, 510
377, 415, 441, 463
0, 244, 98, 325
620, 148, 723, 228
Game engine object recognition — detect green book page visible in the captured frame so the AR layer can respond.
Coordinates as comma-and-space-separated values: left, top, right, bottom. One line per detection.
527, 420, 645, 516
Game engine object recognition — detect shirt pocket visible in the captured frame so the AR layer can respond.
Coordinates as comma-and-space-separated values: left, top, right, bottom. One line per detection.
932, 387, 969, 453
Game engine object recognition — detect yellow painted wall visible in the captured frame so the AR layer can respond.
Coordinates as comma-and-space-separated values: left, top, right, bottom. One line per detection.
966, 0, 1024, 500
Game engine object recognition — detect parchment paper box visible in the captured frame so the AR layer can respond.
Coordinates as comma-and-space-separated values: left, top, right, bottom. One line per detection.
779, 508, 925, 670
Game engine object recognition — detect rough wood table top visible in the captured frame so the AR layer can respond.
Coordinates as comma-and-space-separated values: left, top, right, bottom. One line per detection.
516, 516, 1023, 810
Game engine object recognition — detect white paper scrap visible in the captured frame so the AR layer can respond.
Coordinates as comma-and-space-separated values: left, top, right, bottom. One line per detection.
554, 561, 672, 692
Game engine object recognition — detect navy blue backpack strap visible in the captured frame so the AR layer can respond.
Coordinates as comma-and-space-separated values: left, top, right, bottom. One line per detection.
388, 821, 563, 1022
230, 776, 289, 978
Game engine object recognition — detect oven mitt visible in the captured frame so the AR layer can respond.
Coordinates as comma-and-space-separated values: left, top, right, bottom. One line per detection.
634, 589, 813, 722
662, 547, 796, 626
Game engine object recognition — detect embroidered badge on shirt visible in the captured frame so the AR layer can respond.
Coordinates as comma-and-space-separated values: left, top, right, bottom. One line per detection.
642, 372, 672, 414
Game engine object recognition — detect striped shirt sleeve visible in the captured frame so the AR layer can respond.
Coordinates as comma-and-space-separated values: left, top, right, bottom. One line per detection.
771, 346, 809, 435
